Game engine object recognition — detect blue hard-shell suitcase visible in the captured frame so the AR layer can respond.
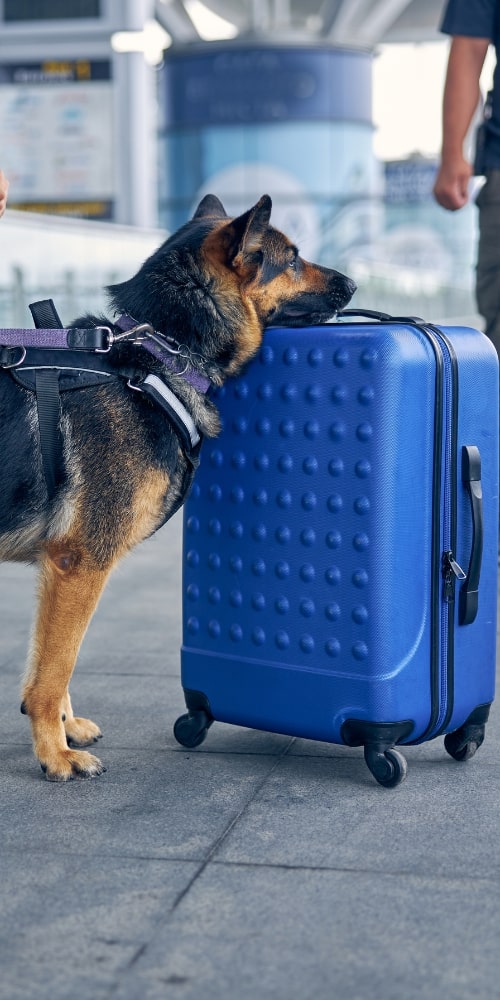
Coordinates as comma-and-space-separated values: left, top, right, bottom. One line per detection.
175, 311, 499, 786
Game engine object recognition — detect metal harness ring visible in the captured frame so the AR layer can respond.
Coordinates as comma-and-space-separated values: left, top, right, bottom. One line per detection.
0, 345, 27, 368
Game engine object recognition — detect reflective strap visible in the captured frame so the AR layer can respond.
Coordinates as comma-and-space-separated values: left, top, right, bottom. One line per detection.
138, 374, 201, 450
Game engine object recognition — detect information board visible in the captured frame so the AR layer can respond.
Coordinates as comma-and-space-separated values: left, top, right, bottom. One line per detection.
0, 59, 114, 219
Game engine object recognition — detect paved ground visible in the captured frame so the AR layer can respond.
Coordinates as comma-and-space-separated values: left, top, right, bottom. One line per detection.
0, 509, 499, 1000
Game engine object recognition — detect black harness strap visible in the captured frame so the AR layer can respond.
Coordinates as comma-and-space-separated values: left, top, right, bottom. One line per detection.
34, 369, 64, 501
5, 299, 206, 514
28, 302, 65, 501
29, 298, 63, 330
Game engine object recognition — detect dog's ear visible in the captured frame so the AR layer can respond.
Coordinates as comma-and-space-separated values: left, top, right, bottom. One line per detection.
229, 195, 273, 264
193, 194, 228, 220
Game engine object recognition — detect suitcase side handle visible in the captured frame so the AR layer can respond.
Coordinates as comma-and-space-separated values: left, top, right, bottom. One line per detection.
459, 445, 484, 626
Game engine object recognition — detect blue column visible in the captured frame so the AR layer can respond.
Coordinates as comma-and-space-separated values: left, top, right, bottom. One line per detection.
159, 45, 376, 264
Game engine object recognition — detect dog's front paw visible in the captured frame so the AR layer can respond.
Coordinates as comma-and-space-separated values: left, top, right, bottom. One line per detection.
64, 716, 102, 747
39, 748, 106, 782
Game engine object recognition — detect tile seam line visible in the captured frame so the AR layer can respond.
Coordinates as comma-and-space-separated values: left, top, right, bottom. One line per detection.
0, 846, 496, 888
105, 736, 296, 995
208, 858, 500, 884
169, 734, 297, 912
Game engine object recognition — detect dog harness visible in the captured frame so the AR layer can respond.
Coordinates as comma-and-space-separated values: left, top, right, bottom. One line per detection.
0, 299, 211, 512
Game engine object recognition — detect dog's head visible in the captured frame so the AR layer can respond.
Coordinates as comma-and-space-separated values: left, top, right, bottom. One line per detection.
108, 194, 356, 383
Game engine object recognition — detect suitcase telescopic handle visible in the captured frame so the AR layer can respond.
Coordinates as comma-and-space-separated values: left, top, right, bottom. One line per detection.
336, 309, 427, 323
459, 446, 484, 626
337, 308, 393, 321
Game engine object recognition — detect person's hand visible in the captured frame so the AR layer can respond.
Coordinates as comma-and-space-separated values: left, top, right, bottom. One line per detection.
433, 155, 472, 211
0, 170, 9, 217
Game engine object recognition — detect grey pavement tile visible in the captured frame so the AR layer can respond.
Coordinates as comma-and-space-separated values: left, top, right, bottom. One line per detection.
0, 667, 28, 744
213, 749, 500, 878
0, 510, 183, 673
0, 854, 198, 1000
169, 723, 293, 756
0, 498, 499, 1000
0, 656, 291, 762
0, 747, 281, 862
0, 559, 36, 603
78, 644, 171, 680
0, 669, 291, 756
80, 514, 183, 656
0, 650, 178, 750
0, 563, 36, 670
109, 863, 500, 1000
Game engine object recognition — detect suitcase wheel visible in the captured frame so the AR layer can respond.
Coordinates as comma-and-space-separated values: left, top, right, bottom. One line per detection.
364, 746, 408, 788
173, 710, 212, 749
444, 723, 485, 762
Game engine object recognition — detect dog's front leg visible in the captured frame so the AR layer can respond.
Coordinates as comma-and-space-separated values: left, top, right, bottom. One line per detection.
22, 545, 110, 781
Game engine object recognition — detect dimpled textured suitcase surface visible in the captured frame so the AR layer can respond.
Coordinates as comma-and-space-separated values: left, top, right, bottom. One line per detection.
177, 320, 499, 786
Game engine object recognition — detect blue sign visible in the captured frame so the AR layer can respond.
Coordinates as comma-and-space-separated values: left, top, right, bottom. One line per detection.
163, 46, 372, 127
385, 160, 438, 204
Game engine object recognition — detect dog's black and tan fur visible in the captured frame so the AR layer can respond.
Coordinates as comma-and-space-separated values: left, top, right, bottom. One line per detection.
0, 194, 355, 780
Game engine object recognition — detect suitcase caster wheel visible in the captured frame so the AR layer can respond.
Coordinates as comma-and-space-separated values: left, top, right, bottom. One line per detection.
173, 710, 211, 748
444, 724, 485, 762
364, 746, 408, 788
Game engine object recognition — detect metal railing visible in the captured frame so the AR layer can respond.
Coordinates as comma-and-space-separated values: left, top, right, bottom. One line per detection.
0, 204, 481, 331
0, 209, 166, 328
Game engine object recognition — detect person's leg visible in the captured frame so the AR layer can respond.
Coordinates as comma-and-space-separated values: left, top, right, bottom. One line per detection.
476, 170, 500, 357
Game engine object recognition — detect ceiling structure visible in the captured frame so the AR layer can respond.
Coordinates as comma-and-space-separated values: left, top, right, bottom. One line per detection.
154, 0, 447, 48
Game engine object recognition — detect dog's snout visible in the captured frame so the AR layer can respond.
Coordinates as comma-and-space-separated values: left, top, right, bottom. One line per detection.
336, 274, 356, 307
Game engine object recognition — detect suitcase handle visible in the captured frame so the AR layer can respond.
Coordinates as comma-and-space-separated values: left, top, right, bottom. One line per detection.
337, 308, 393, 321
459, 446, 484, 626
337, 308, 427, 324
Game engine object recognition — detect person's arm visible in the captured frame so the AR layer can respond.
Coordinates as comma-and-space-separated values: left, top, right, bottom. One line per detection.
0, 170, 8, 217
433, 35, 490, 210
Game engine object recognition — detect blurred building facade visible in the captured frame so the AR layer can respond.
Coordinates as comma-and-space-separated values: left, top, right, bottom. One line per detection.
0, 0, 480, 325
0, 0, 158, 226
159, 44, 377, 261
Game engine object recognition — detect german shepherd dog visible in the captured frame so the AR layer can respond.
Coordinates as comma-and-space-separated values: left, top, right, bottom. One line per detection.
0, 194, 355, 780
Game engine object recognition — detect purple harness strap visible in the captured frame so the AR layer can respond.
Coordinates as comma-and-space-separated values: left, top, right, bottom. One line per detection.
0, 327, 76, 348
114, 315, 211, 394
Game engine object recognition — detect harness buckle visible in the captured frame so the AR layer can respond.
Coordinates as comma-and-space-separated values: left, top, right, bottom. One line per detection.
93, 326, 114, 353
110, 321, 155, 347
126, 322, 155, 343
0, 345, 27, 368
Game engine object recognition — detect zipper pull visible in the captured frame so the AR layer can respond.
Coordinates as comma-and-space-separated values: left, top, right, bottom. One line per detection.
442, 551, 466, 602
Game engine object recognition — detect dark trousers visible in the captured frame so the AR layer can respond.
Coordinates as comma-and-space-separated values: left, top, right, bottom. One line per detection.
476, 170, 500, 358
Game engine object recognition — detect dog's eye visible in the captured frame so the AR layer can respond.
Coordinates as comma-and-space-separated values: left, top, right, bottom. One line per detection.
288, 257, 297, 271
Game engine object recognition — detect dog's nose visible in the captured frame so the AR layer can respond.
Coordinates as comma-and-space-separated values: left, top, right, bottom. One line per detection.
337, 276, 356, 306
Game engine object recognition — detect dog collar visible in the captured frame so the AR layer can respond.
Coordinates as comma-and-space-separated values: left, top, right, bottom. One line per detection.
115, 314, 211, 394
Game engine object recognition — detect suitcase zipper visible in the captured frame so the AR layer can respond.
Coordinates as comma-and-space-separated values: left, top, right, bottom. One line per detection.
350, 317, 460, 745
421, 325, 460, 739
442, 552, 466, 601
